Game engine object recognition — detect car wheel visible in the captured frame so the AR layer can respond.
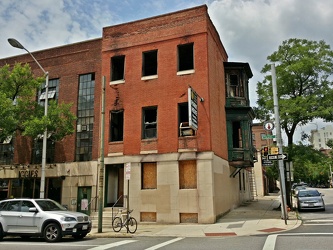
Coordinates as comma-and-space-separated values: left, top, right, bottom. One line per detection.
72, 233, 87, 239
44, 223, 62, 242
0, 224, 3, 241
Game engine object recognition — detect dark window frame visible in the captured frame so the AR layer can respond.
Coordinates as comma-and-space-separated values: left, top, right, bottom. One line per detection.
142, 50, 158, 77
111, 55, 125, 81
232, 121, 242, 148
110, 110, 124, 142
76, 73, 95, 162
178, 102, 195, 137
142, 106, 157, 139
177, 43, 194, 72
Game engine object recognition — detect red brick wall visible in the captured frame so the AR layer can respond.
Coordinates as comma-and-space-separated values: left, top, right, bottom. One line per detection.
0, 39, 102, 164
102, 5, 228, 158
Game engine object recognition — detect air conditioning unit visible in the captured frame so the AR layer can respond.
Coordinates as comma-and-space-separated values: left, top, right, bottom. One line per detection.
77, 124, 82, 132
179, 122, 194, 136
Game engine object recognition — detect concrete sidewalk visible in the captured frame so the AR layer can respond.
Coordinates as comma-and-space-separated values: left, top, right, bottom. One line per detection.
87, 194, 301, 238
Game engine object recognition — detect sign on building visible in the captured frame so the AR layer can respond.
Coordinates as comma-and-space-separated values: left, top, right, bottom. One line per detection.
125, 162, 131, 180
188, 87, 198, 130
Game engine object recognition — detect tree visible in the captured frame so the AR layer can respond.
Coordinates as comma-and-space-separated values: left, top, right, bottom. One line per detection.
0, 63, 76, 142
284, 143, 330, 187
255, 38, 333, 146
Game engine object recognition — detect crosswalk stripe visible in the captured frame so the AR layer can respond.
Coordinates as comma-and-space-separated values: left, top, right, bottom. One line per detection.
87, 239, 137, 250
144, 237, 184, 250
303, 223, 333, 226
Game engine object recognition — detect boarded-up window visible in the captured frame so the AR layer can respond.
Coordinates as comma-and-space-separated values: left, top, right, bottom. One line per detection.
142, 162, 157, 189
179, 160, 197, 189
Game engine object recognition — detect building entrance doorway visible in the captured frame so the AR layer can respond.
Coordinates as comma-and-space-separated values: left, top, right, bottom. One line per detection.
105, 164, 124, 207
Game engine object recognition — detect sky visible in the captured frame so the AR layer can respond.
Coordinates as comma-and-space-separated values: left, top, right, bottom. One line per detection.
1, 0, 333, 145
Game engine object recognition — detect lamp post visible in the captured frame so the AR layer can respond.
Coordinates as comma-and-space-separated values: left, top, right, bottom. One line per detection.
8, 38, 49, 199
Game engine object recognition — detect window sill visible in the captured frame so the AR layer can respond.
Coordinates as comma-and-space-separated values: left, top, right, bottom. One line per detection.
141, 75, 158, 81
177, 69, 195, 76
110, 79, 125, 85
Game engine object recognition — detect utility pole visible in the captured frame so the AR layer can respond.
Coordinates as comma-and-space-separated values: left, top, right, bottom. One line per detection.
271, 64, 288, 223
98, 76, 106, 233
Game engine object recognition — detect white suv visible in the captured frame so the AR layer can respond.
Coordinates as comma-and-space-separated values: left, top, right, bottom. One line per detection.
0, 198, 92, 242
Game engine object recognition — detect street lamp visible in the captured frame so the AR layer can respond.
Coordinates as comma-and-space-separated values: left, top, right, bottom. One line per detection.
8, 38, 49, 199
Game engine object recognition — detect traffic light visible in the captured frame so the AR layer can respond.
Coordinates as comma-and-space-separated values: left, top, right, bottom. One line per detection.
263, 146, 269, 156
271, 146, 279, 155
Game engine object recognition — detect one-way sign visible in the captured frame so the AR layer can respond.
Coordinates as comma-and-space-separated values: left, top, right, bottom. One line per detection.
267, 153, 288, 161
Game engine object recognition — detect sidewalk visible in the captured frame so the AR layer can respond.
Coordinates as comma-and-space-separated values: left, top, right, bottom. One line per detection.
87, 194, 301, 238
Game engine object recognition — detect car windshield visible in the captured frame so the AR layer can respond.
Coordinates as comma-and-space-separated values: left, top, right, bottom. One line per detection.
36, 200, 67, 211
298, 190, 320, 197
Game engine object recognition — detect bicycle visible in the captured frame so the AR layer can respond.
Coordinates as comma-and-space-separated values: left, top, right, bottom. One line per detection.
112, 209, 137, 233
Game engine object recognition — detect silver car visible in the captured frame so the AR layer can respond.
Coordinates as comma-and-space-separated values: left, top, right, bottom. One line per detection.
0, 198, 92, 242
296, 189, 325, 211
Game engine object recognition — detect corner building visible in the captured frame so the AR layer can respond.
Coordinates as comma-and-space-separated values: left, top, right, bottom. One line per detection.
0, 5, 255, 224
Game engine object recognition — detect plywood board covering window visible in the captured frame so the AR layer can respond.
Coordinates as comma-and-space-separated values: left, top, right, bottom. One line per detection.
142, 162, 157, 189
179, 160, 197, 189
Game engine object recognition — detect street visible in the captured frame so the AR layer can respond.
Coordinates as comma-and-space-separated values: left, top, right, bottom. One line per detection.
1, 188, 333, 250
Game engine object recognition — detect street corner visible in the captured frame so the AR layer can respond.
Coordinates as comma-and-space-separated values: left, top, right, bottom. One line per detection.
87, 231, 134, 238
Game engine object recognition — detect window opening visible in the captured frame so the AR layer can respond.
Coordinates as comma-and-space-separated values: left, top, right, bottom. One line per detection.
142, 50, 157, 77
0, 137, 13, 165
111, 55, 125, 81
38, 79, 59, 106
142, 107, 157, 139
76, 73, 95, 161
227, 72, 244, 97
110, 110, 124, 142
178, 43, 194, 71
232, 121, 243, 148
178, 102, 194, 136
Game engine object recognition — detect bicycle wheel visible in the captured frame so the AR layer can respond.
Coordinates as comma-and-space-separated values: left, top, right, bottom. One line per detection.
112, 217, 123, 232
127, 217, 137, 233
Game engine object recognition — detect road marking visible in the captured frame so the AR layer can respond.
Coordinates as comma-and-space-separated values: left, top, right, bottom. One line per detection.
144, 237, 184, 250
304, 223, 333, 226
262, 234, 277, 250
87, 239, 137, 250
263, 233, 333, 250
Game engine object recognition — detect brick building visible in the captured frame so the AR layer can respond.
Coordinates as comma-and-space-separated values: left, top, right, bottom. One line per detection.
252, 123, 275, 196
0, 5, 255, 223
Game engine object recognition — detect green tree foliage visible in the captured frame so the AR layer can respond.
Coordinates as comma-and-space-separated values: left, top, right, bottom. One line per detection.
255, 38, 333, 146
0, 63, 76, 142
326, 139, 333, 149
290, 144, 330, 186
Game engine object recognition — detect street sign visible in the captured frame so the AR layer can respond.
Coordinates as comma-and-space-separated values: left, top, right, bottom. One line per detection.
267, 153, 288, 161
262, 159, 273, 166
263, 121, 274, 131
261, 134, 276, 140
125, 162, 131, 180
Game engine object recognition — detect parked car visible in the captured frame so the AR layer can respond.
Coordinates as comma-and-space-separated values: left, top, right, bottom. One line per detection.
293, 185, 307, 195
291, 182, 307, 194
0, 198, 92, 242
295, 189, 325, 212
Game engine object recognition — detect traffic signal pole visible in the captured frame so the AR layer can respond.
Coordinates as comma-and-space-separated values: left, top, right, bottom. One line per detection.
271, 64, 288, 223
